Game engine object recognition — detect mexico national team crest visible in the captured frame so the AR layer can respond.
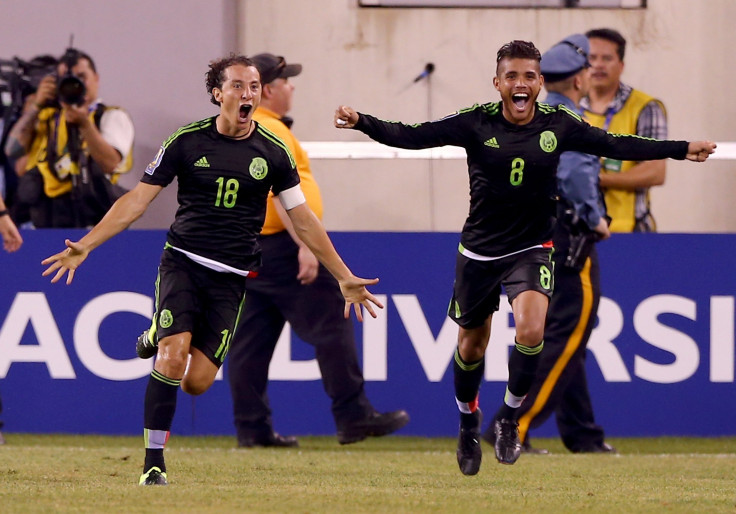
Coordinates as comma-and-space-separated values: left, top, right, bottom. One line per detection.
539, 131, 557, 153
159, 309, 173, 329
249, 157, 268, 180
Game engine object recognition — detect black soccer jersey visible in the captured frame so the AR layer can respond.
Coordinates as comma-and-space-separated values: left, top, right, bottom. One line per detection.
356, 102, 688, 256
141, 117, 301, 271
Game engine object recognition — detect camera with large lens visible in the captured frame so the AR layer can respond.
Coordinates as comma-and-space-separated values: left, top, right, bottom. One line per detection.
58, 74, 85, 105
57, 48, 86, 106
0, 54, 58, 119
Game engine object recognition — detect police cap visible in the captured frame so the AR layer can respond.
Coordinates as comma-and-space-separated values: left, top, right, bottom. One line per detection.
540, 34, 590, 82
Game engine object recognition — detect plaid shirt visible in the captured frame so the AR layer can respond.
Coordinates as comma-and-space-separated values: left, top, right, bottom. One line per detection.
581, 82, 668, 139
581, 82, 667, 232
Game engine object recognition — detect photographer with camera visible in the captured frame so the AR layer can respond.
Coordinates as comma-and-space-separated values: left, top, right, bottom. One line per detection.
4, 48, 134, 228
1, 55, 55, 225
482, 35, 615, 455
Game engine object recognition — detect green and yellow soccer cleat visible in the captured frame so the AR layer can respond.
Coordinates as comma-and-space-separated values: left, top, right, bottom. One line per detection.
139, 466, 168, 486
136, 330, 158, 359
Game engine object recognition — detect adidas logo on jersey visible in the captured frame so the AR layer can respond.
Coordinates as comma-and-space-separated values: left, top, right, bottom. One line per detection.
484, 137, 499, 148
194, 156, 210, 167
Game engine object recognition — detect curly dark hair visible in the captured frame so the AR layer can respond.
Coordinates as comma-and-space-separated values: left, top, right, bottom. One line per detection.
495, 40, 541, 73
205, 54, 255, 106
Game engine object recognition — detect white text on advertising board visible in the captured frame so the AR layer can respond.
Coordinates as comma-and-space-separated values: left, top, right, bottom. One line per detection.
0, 293, 733, 384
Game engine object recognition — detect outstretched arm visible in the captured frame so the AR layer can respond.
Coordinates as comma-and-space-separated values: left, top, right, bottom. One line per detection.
333, 104, 467, 149
41, 182, 162, 284
564, 108, 717, 163
334, 105, 360, 129
284, 202, 383, 321
686, 141, 717, 162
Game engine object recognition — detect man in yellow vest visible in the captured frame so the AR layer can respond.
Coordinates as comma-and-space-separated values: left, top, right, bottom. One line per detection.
582, 28, 667, 232
4, 49, 134, 228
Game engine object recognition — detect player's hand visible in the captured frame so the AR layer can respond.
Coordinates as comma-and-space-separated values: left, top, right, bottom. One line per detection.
686, 141, 717, 162
334, 106, 359, 129
338, 276, 384, 322
296, 245, 319, 285
41, 239, 90, 285
0, 216, 23, 253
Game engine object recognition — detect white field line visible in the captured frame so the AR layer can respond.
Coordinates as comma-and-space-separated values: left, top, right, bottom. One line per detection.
3, 446, 736, 458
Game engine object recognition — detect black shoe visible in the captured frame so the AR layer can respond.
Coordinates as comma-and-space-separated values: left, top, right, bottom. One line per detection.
456, 409, 482, 476
493, 418, 522, 465
482, 427, 547, 455
337, 410, 410, 445
138, 466, 168, 486
136, 330, 157, 359
573, 442, 617, 454
238, 432, 299, 448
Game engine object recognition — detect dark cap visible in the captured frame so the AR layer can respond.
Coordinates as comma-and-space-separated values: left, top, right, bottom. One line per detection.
250, 53, 302, 85
540, 34, 590, 82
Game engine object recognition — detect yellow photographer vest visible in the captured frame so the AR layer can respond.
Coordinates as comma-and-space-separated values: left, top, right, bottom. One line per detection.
584, 90, 665, 232
26, 105, 131, 198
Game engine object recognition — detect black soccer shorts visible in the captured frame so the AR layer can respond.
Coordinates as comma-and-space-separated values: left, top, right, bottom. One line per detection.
150, 247, 247, 367
448, 246, 554, 329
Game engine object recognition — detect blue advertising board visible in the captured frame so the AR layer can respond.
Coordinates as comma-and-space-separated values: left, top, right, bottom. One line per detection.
0, 231, 734, 437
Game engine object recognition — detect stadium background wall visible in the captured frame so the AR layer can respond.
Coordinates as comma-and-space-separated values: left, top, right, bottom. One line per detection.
0, 0, 734, 233
1, 231, 734, 437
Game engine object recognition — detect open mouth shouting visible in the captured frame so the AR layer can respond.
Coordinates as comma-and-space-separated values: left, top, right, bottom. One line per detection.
511, 92, 530, 112
239, 104, 253, 123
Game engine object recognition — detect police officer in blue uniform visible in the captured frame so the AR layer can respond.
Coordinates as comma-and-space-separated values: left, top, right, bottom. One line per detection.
482, 34, 616, 454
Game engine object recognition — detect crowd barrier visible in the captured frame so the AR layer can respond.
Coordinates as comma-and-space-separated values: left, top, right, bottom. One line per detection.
0, 230, 734, 437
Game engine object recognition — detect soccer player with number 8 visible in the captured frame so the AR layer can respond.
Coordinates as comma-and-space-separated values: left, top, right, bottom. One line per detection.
334, 40, 715, 475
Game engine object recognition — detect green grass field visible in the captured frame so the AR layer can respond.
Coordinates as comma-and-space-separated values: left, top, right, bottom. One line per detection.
1, 434, 735, 513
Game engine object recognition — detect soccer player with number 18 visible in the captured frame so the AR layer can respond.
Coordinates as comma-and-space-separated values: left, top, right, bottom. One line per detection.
42, 55, 383, 486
